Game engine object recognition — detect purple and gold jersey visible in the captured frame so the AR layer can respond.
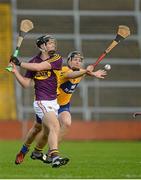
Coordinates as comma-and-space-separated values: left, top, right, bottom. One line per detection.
25, 53, 63, 101
57, 66, 82, 106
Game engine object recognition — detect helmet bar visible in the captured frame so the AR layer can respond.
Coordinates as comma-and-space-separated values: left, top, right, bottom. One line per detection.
36, 35, 55, 48
67, 51, 83, 62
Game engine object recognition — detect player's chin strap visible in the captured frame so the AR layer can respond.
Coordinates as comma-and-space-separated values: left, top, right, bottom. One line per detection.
39, 44, 48, 52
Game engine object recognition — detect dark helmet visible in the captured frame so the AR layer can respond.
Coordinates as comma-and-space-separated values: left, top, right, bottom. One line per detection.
67, 51, 83, 62
36, 34, 55, 48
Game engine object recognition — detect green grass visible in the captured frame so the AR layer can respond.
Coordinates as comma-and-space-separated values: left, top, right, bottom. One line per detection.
0, 140, 141, 179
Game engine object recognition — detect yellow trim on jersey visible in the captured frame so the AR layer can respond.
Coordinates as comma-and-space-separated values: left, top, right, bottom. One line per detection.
48, 54, 61, 63
53, 69, 62, 95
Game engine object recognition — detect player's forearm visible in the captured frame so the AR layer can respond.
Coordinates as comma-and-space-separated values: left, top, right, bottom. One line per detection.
21, 61, 51, 71
66, 69, 87, 79
14, 71, 31, 88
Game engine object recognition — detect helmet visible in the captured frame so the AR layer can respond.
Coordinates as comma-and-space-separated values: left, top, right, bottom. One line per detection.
36, 34, 55, 48
67, 51, 83, 62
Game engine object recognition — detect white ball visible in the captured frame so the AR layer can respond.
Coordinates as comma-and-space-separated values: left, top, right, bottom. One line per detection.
104, 64, 111, 70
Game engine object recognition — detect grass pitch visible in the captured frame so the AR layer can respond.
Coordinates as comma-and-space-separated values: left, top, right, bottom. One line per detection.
0, 140, 141, 179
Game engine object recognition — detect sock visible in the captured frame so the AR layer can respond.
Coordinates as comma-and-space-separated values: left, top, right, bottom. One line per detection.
49, 149, 59, 158
21, 144, 29, 154
34, 147, 43, 154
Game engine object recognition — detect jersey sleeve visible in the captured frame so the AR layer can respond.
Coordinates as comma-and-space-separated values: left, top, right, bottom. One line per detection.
60, 66, 72, 78
49, 54, 63, 70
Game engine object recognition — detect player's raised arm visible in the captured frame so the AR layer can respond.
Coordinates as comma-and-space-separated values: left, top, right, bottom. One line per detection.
63, 51, 107, 79
63, 69, 87, 79
20, 61, 51, 71
10, 35, 61, 71
9, 56, 51, 71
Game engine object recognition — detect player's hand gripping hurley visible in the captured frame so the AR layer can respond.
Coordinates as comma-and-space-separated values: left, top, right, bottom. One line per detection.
6, 19, 34, 71
92, 25, 131, 68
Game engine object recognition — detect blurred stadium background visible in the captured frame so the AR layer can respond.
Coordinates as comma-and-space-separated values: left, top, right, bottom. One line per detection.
0, 0, 141, 140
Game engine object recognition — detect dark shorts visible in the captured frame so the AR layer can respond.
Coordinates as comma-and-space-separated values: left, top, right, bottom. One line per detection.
58, 103, 70, 114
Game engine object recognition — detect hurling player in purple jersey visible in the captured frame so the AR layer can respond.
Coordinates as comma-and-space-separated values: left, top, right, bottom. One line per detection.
10, 35, 69, 168
11, 49, 107, 166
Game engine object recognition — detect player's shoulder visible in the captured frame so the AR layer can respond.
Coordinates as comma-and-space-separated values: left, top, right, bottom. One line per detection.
48, 53, 62, 63
53, 53, 62, 60
54, 53, 62, 58
62, 66, 69, 70
62, 66, 71, 72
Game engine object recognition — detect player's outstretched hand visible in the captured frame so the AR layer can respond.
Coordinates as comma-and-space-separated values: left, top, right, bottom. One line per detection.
94, 69, 107, 79
88, 69, 107, 79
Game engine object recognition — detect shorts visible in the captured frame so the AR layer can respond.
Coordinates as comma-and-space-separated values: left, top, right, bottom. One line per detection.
34, 99, 59, 123
58, 103, 70, 114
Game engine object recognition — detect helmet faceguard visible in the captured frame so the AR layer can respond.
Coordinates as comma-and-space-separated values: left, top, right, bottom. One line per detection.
67, 51, 83, 62
36, 35, 56, 56
36, 35, 55, 48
